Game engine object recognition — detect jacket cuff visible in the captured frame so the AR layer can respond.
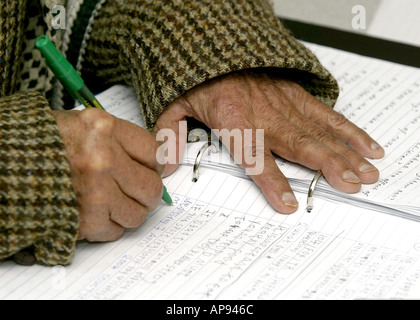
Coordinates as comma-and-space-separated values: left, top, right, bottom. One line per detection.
83, 0, 339, 129
0, 91, 79, 265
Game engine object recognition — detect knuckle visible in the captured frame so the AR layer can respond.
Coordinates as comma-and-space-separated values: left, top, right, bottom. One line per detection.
143, 175, 164, 211
79, 108, 116, 134
109, 228, 125, 241
89, 152, 113, 172
155, 162, 165, 177
290, 132, 312, 153
79, 209, 111, 241
74, 110, 115, 173
74, 148, 113, 173
150, 176, 164, 201
310, 129, 331, 145
124, 207, 147, 229
133, 208, 148, 227
134, 173, 163, 210
322, 152, 345, 172
328, 112, 348, 129
85, 189, 109, 205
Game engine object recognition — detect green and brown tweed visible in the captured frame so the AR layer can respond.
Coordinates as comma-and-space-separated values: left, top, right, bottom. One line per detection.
0, 91, 79, 265
81, 0, 339, 129
1, 0, 339, 265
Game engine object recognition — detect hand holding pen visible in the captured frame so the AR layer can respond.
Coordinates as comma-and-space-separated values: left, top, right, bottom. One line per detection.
36, 35, 172, 242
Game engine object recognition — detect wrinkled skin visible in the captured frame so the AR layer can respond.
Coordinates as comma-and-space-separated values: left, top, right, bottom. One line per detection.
53, 70, 384, 242
156, 70, 384, 213
53, 108, 165, 241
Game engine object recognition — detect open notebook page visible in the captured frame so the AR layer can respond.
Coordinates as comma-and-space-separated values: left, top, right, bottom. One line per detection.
306, 42, 420, 216
181, 42, 420, 219
75, 42, 420, 220
74, 84, 146, 128
1, 165, 419, 299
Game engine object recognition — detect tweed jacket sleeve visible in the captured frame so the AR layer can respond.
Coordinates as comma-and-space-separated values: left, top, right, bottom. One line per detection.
80, 0, 340, 130
1, 0, 339, 265
0, 92, 79, 265
0, 0, 80, 265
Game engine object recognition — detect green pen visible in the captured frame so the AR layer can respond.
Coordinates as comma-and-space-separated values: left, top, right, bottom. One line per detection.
35, 35, 173, 206
35, 35, 104, 110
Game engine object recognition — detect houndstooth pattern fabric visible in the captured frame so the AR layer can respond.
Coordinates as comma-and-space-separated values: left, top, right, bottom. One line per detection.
18, 0, 66, 101
82, 0, 340, 130
1, 0, 78, 265
1, 0, 340, 265
0, 1, 26, 96
0, 91, 79, 265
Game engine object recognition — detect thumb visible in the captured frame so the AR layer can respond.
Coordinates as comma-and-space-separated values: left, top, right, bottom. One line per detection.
154, 101, 190, 177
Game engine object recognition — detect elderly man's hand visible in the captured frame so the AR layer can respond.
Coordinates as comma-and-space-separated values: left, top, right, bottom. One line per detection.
53, 109, 165, 242
156, 70, 385, 214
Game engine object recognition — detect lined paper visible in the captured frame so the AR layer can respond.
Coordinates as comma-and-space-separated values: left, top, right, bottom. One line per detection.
182, 42, 420, 220
307, 42, 420, 208
74, 85, 146, 127
2, 42, 419, 300
1, 165, 419, 299
76, 47, 420, 221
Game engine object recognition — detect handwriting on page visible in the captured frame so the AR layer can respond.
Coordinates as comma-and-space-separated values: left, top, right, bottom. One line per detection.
1, 166, 418, 299
182, 44, 420, 217
69, 166, 420, 300
3, 45, 420, 300
75, 203, 331, 299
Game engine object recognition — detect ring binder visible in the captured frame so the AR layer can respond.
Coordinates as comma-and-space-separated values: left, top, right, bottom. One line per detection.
306, 170, 323, 213
192, 140, 325, 213
192, 141, 219, 182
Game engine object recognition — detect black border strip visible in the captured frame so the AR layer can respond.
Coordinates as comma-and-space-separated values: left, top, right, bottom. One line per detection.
279, 18, 420, 69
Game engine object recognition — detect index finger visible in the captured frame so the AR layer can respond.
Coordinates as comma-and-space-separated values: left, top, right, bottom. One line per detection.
114, 117, 164, 174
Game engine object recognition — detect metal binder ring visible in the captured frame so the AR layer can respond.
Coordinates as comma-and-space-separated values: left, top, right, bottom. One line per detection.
306, 170, 323, 213
192, 142, 218, 182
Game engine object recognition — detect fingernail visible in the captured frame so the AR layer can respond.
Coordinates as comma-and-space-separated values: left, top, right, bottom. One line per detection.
371, 142, 383, 151
282, 192, 299, 207
359, 163, 378, 173
342, 170, 361, 184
